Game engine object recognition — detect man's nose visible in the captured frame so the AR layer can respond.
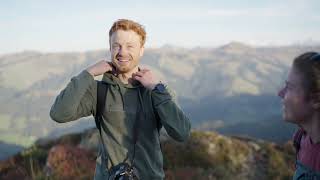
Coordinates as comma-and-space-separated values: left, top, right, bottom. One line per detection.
118, 46, 128, 55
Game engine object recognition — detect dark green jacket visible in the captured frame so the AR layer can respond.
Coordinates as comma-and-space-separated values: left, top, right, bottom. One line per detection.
50, 70, 191, 179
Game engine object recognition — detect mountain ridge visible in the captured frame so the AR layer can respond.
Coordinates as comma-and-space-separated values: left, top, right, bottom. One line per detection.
1, 42, 319, 160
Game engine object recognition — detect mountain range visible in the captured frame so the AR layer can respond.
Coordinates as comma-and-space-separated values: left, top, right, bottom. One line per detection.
1, 42, 319, 159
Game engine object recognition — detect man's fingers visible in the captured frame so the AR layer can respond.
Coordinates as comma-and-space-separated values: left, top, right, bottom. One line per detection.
132, 73, 141, 78
133, 75, 142, 81
134, 71, 144, 77
135, 69, 152, 76
106, 61, 115, 70
139, 68, 150, 73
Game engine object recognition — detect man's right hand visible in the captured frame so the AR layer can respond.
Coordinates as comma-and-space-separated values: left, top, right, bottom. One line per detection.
86, 60, 114, 77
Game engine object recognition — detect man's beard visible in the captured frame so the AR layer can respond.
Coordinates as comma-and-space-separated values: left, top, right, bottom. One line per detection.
113, 54, 137, 73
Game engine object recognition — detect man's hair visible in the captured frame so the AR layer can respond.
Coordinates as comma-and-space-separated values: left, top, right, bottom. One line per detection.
109, 19, 146, 47
293, 52, 320, 96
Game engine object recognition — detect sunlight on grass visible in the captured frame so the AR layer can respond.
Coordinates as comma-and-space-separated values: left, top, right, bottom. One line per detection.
0, 133, 36, 147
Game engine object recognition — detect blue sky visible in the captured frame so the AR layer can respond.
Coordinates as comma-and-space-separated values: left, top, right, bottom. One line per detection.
1, 0, 319, 54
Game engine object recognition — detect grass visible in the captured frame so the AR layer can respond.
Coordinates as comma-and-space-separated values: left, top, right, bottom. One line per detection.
0, 114, 11, 130
15, 116, 27, 130
21, 145, 50, 180
0, 114, 35, 147
0, 133, 36, 147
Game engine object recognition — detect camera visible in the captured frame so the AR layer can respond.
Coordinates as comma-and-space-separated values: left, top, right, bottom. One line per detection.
108, 162, 139, 180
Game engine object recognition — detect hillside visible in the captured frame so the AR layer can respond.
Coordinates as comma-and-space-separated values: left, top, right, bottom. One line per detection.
0, 129, 296, 180
0, 42, 319, 159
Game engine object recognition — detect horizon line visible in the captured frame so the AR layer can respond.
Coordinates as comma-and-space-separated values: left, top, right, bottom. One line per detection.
1, 41, 320, 56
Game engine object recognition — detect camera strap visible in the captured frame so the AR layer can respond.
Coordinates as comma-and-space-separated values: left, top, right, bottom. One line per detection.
131, 88, 145, 165
95, 81, 144, 169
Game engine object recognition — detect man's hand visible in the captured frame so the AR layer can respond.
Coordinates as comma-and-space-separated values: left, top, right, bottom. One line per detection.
86, 60, 113, 77
132, 68, 159, 90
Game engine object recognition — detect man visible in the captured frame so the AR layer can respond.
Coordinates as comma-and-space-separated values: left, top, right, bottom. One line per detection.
50, 19, 191, 179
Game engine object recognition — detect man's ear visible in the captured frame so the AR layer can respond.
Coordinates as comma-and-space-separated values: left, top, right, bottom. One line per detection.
139, 46, 145, 57
311, 93, 320, 109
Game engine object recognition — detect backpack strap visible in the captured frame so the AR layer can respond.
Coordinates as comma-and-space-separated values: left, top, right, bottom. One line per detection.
293, 128, 305, 168
94, 81, 111, 167
148, 89, 162, 132
95, 81, 108, 130
293, 128, 305, 153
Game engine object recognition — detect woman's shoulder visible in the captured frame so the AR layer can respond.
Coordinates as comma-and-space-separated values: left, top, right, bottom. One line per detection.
297, 131, 320, 172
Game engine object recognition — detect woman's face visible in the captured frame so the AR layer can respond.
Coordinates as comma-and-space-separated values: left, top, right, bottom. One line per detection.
278, 67, 313, 124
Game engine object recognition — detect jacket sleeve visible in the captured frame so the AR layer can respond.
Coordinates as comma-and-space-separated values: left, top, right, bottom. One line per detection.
50, 70, 97, 123
151, 86, 191, 142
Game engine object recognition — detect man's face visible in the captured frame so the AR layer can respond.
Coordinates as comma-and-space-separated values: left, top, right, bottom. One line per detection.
110, 30, 144, 73
278, 67, 313, 124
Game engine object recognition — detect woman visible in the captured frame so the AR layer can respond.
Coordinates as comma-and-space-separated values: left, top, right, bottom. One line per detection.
278, 52, 320, 179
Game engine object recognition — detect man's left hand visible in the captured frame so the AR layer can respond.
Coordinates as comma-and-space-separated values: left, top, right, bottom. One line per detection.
132, 68, 159, 90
